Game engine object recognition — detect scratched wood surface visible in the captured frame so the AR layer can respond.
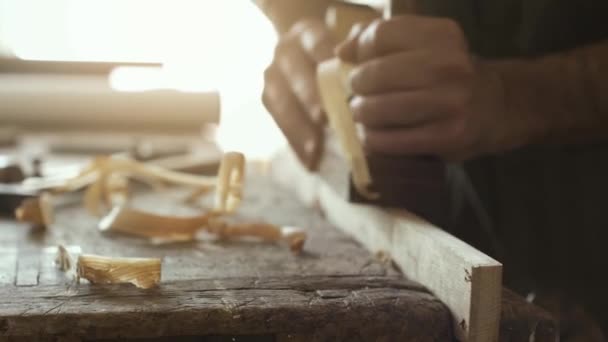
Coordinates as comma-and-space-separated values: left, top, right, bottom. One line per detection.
0, 175, 455, 342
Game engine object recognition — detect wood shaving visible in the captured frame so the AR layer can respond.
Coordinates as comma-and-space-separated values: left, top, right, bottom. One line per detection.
98, 206, 307, 252
14, 192, 54, 228
184, 152, 245, 212
317, 58, 378, 199
99, 206, 215, 244
77, 254, 161, 289
45, 152, 245, 216
208, 218, 307, 253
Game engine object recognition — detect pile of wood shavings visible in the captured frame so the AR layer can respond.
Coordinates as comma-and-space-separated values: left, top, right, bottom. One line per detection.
44, 152, 307, 289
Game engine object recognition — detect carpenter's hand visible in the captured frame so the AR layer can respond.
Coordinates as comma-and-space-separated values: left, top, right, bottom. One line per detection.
263, 18, 335, 170
336, 16, 514, 161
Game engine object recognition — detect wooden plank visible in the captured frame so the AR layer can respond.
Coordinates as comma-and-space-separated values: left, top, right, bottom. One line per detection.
271, 148, 503, 342
0, 275, 452, 340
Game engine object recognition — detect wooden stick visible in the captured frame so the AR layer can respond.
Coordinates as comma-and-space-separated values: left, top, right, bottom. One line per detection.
317, 58, 378, 200
271, 148, 502, 342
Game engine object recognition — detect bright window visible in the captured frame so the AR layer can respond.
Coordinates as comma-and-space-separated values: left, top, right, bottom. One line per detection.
0, 0, 285, 159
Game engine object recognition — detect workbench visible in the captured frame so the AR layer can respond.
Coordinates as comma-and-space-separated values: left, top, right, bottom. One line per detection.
0, 167, 557, 341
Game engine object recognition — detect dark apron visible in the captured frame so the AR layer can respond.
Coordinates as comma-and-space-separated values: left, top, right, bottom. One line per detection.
403, 0, 608, 329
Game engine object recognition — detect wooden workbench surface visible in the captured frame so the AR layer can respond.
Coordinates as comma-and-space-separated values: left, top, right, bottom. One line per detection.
0, 175, 455, 341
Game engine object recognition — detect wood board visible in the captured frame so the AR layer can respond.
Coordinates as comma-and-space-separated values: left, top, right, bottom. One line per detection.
271, 148, 503, 342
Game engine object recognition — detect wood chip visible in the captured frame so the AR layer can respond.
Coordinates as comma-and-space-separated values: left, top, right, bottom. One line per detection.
77, 254, 161, 289
14, 192, 54, 227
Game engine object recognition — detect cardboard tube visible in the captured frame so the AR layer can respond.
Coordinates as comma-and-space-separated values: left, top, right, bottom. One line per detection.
0, 74, 219, 132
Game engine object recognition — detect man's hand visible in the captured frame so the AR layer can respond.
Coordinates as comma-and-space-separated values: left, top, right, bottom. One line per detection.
336, 16, 537, 161
262, 18, 335, 170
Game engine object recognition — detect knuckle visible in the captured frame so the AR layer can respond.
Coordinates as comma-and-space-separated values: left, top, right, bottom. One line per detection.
261, 88, 273, 111
430, 18, 467, 48
263, 65, 275, 82
275, 34, 298, 56
369, 19, 388, 47
372, 19, 389, 40
261, 91, 270, 108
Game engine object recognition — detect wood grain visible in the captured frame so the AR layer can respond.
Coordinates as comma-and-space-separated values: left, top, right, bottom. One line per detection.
0, 275, 452, 340
0, 174, 452, 341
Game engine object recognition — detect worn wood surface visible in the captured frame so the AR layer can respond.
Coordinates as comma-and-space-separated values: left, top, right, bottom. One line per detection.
0, 174, 453, 341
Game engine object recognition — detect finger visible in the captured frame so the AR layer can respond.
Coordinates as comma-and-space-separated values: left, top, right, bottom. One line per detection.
276, 38, 325, 124
363, 119, 469, 157
263, 65, 324, 170
355, 19, 383, 63
350, 50, 473, 95
352, 93, 437, 129
350, 90, 460, 128
291, 18, 336, 63
354, 16, 466, 63
335, 22, 367, 63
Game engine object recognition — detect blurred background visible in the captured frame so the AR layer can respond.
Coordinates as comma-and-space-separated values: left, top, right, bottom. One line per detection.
0, 0, 284, 160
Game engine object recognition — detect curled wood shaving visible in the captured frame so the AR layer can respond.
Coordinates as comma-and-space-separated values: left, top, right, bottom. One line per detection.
98, 206, 306, 252
14, 192, 54, 228
83, 172, 131, 216
99, 206, 215, 244
214, 152, 245, 213
208, 218, 307, 253
80, 157, 217, 215
317, 58, 378, 199
215, 152, 245, 213
47, 154, 243, 216
184, 152, 245, 211
77, 254, 161, 289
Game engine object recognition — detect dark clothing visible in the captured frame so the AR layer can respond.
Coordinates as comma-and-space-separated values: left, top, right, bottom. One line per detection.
410, 0, 608, 331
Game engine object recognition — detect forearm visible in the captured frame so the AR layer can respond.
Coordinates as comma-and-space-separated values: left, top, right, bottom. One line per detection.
486, 41, 608, 149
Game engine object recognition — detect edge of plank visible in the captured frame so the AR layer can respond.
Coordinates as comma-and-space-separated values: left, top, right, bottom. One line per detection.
270, 148, 502, 341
